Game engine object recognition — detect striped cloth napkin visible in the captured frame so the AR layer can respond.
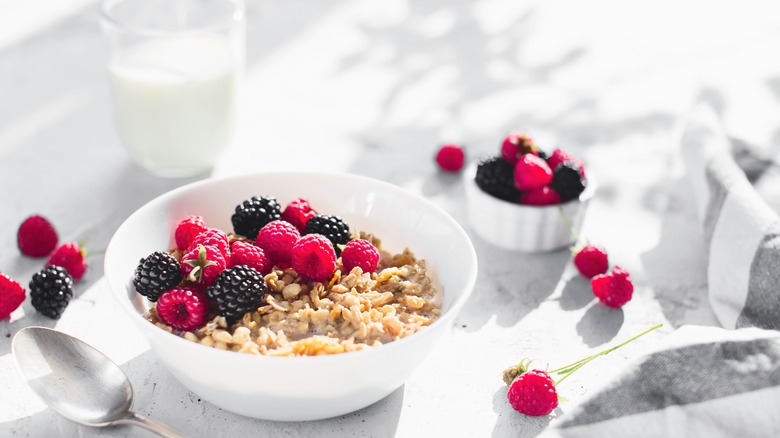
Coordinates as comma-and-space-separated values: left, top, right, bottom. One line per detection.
541, 104, 780, 437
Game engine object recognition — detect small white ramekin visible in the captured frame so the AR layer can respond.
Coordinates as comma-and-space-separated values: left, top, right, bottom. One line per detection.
463, 161, 596, 252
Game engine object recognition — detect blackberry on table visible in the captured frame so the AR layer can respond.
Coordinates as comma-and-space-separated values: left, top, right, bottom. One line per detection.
551, 161, 587, 201
207, 265, 267, 324
475, 156, 520, 202
231, 196, 281, 239
305, 214, 350, 255
133, 251, 183, 302
29, 266, 73, 319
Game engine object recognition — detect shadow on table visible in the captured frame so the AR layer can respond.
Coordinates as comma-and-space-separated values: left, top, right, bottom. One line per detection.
490, 385, 553, 437
1, 349, 405, 438
575, 304, 624, 348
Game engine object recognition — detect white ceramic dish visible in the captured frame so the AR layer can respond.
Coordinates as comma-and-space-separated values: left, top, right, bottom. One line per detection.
104, 171, 477, 422
464, 161, 596, 252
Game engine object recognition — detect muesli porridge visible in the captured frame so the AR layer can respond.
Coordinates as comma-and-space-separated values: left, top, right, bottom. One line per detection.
132, 196, 442, 356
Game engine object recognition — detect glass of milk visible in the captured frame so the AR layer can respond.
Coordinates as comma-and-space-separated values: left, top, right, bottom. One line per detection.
101, 0, 244, 177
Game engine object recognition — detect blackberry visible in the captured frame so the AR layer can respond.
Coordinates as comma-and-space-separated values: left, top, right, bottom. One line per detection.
305, 214, 350, 255
207, 265, 267, 324
536, 149, 548, 160
133, 251, 182, 302
475, 156, 520, 202
231, 196, 281, 239
29, 266, 73, 319
551, 161, 587, 201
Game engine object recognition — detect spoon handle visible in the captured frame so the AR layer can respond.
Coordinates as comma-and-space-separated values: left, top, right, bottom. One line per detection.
118, 412, 187, 438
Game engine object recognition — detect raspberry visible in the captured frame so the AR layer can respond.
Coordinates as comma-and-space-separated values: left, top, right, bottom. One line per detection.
207, 265, 267, 324
573, 245, 609, 279
175, 215, 207, 250
29, 266, 74, 319
255, 220, 300, 268
435, 144, 465, 172
513, 154, 553, 191
501, 132, 538, 164
305, 215, 350, 255
229, 240, 271, 274
133, 251, 183, 302
341, 239, 380, 273
291, 234, 337, 282
547, 148, 585, 178
591, 266, 634, 308
188, 228, 230, 259
17, 215, 58, 257
507, 369, 559, 416
181, 244, 226, 286
475, 156, 520, 202
0, 273, 25, 319
281, 198, 317, 233
551, 161, 587, 201
155, 286, 208, 331
46, 242, 88, 281
231, 196, 281, 239
519, 185, 560, 206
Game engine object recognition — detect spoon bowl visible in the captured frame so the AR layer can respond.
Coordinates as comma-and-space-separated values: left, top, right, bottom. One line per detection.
12, 327, 183, 437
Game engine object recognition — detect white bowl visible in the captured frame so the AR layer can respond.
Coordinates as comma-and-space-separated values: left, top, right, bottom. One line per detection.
464, 162, 596, 252
104, 171, 477, 421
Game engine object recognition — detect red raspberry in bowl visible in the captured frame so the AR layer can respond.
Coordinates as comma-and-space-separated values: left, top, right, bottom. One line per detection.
547, 148, 585, 178
181, 244, 226, 286
519, 185, 560, 206
17, 215, 58, 257
291, 234, 337, 282
435, 144, 465, 172
156, 286, 208, 331
573, 245, 609, 279
507, 369, 559, 416
255, 220, 301, 268
513, 154, 553, 191
501, 132, 537, 164
175, 215, 207, 250
229, 240, 271, 275
188, 228, 230, 259
0, 273, 25, 319
281, 198, 317, 233
591, 266, 633, 308
341, 239, 380, 273
47, 242, 88, 281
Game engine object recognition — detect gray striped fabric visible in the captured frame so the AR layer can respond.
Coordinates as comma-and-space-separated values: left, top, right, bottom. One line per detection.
541, 105, 780, 437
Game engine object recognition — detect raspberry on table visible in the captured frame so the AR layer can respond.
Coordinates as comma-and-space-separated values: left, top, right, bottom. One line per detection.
156, 286, 209, 331
29, 265, 74, 319
591, 266, 634, 308
513, 154, 553, 191
229, 241, 271, 275
547, 148, 586, 178
281, 198, 317, 233
207, 265, 267, 324
46, 242, 88, 281
292, 234, 337, 282
500, 132, 537, 164
507, 369, 559, 416
551, 161, 587, 201
175, 215, 207, 250
341, 239, 380, 273
573, 245, 609, 279
435, 144, 465, 172
475, 156, 520, 202
231, 196, 281, 239
181, 244, 226, 286
0, 273, 25, 319
305, 214, 350, 255
255, 220, 300, 268
519, 185, 560, 206
17, 215, 58, 258
188, 228, 230, 259
133, 251, 183, 302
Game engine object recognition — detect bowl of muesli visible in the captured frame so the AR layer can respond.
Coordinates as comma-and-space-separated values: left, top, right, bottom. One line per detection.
105, 171, 477, 421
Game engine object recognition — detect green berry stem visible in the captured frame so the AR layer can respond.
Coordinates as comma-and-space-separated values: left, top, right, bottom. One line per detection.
555, 204, 580, 243
550, 323, 663, 386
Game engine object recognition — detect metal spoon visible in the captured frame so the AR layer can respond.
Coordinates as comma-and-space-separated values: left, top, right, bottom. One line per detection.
12, 326, 185, 437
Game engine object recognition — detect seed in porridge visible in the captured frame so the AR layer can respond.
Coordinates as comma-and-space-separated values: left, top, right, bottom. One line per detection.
181, 244, 226, 286
305, 214, 350, 255
255, 220, 301, 268
231, 195, 282, 239
228, 241, 271, 275
291, 234, 337, 282
207, 265, 268, 324
341, 239, 380, 273
155, 287, 208, 331
133, 251, 182, 302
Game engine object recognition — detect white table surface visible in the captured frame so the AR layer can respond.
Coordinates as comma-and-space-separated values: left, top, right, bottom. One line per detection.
3, 0, 780, 436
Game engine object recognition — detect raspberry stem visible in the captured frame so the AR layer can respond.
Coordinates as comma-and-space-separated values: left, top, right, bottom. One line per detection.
555, 205, 580, 242
551, 323, 662, 386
